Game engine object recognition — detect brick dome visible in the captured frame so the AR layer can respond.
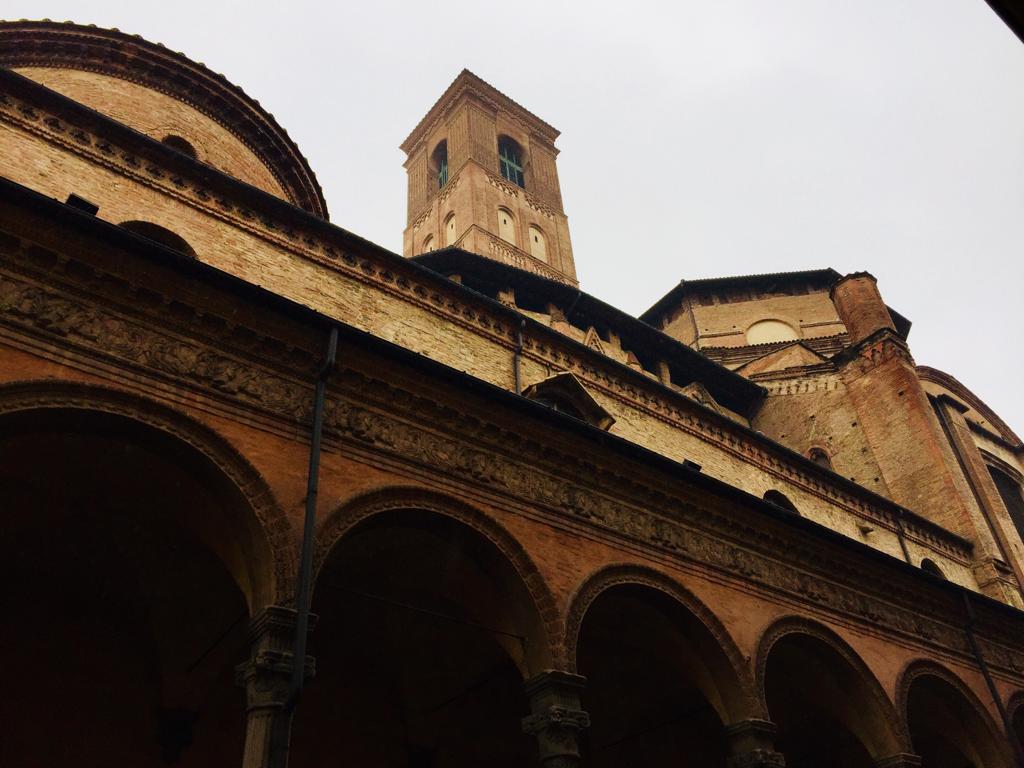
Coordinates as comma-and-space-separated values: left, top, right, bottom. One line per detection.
0, 19, 328, 218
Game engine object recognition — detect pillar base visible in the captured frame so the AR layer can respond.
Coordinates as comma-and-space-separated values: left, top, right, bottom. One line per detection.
875, 755, 922, 768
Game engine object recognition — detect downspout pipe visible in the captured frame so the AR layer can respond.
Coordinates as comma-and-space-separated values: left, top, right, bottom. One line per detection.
269, 325, 338, 767
564, 289, 582, 324
961, 592, 1024, 767
893, 509, 912, 564
514, 319, 525, 395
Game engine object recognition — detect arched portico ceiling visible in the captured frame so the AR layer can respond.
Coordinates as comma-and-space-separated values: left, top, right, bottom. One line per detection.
564, 563, 761, 724
755, 616, 909, 759
313, 485, 559, 675
897, 659, 1014, 768
0, 379, 296, 609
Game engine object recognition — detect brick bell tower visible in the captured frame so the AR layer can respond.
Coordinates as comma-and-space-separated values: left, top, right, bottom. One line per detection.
400, 69, 578, 285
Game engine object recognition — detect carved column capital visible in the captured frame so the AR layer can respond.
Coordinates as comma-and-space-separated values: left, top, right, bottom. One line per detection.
725, 719, 787, 768
875, 754, 922, 768
234, 606, 316, 712
522, 671, 590, 768
235, 606, 316, 768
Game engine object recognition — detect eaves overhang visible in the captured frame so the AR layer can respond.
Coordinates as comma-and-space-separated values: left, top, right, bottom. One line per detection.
3, 174, 1010, 624
3, 175, 1007, 627
413, 247, 766, 418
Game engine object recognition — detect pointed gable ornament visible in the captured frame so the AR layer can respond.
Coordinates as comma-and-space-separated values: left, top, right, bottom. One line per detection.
522, 372, 616, 431
583, 326, 604, 354
679, 382, 724, 415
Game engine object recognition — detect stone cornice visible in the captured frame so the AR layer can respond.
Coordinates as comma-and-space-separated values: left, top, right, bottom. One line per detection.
323, 369, 1024, 680
0, 23, 327, 218
0, 88, 970, 566
5, 210, 1023, 676
0, 177, 971, 569
400, 69, 560, 155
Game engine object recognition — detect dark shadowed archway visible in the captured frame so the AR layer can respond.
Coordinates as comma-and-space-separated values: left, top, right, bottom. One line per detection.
899, 661, 1012, 768
291, 487, 556, 767
0, 382, 288, 767
757, 618, 906, 767
1009, 692, 1024, 761
567, 565, 759, 766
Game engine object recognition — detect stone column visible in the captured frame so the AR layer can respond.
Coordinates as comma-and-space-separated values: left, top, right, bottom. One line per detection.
522, 671, 590, 768
725, 719, 786, 767
235, 606, 315, 768
875, 755, 922, 768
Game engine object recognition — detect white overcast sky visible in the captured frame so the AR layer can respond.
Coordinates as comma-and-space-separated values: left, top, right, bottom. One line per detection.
7, 0, 1024, 432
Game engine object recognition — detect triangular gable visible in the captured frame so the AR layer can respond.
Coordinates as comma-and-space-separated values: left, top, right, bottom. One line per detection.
583, 326, 604, 354
679, 382, 724, 415
736, 342, 829, 377
522, 372, 615, 431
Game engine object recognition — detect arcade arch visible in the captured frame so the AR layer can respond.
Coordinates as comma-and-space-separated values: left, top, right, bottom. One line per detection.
292, 488, 556, 767
567, 565, 759, 766
757, 617, 906, 767
899, 661, 1011, 768
0, 381, 289, 766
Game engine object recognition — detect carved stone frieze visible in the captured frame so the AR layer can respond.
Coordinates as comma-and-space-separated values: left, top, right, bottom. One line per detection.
0, 380, 298, 604
0, 270, 310, 420
0, 94, 974, 563
321, 373, 1024, 675
0, 99, 1004, 669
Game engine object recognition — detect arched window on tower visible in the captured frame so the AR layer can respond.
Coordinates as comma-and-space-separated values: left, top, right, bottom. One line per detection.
528, 225, 547, 262
497, 208, 516, 245
444, 213, 457, 246
422, 234, 434, 254
498, 136, 525, 188
432, 140, 449, 189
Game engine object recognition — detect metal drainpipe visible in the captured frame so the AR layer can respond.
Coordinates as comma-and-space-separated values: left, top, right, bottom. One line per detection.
961, 592, 1024, 767
269, 325, 338, 768
514, 320, 525, 395
893, 510, 912, 564
564, 289, 582, 324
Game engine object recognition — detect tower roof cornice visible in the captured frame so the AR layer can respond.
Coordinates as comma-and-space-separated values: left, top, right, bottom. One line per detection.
400, 69, 560, 155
